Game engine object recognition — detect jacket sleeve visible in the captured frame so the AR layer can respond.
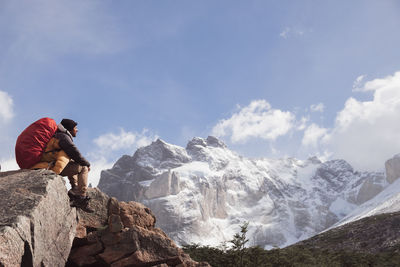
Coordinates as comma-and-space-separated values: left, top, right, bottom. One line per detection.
57, 134, 91, 167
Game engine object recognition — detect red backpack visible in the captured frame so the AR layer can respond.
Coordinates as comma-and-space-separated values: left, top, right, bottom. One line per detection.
15, 118, 58, 169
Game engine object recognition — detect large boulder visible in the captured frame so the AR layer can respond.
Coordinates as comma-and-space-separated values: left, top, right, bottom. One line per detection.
0, 169, 77, 267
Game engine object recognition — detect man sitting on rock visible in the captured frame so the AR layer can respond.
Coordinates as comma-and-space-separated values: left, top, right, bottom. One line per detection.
32, 118, 94, 212
56, 119, 94, 213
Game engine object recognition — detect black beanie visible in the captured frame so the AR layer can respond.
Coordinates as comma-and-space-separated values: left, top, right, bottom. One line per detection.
61, 119, 78, 131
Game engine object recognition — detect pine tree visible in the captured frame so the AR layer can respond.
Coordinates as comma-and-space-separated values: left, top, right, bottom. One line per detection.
229, 222, 249, 267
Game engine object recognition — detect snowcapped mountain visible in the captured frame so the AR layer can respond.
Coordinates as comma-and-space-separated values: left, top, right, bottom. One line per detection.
98, 136, 398, 248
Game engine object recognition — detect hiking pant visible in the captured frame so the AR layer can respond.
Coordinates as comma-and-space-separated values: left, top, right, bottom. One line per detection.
60, 161, 88, 197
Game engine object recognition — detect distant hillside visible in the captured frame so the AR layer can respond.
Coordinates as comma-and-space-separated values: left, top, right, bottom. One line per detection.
183, 211, 400, 266
292, 211, 400, 254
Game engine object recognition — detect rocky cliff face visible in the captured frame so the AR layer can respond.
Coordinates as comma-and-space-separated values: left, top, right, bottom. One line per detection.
98, 136, 394, 248
0, 170, 77, 267
0, 170, 208, 267
385, 154, 400, 184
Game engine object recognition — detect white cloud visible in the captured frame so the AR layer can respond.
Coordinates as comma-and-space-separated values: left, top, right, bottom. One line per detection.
0, 91, 14, 122
327, 71, 400, 170
296, 116, 309, 131
310, 103, 325, 113
212, 100, 295, 143
91, 128, 157, 157
87, 157, 114, 188
352, 74, 366, 91
93, 128, 153, 151
209, 72, 400, 172
301, 123, 329, 148
213, 72, 400, 172
88, 128, 158, 186
295, 71, 400, 170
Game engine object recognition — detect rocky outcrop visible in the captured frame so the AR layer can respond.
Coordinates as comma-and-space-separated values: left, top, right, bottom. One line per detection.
68, 188, 210, 267
385, 154, 400, 183
0, 170, 77, 267
0, 169, 208, 267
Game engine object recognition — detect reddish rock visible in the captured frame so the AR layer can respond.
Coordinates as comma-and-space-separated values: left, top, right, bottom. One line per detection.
69, 242, 104, 266
108, 197, 120, 215
108, 214, 124, 233
67, 188, 210, 267
119, 201, 156, 229
98, 243, 137, 265
75, 222, 87, 239
111, 252, 182, 267
101, 229, 123, 247
77, 188, 110, 229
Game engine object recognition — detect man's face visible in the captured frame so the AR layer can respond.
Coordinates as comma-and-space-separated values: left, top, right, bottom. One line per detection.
71, 126, 78, 137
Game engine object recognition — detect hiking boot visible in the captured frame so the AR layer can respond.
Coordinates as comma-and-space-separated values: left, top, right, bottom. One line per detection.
68, 190, 77, 200
70, 195, 90, 205
70, 196, 94, 213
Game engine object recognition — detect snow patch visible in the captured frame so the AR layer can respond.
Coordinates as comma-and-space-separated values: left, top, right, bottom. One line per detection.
329, 198, 357, 218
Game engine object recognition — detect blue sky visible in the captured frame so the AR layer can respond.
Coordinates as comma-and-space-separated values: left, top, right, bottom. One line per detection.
1, 0, 400, 185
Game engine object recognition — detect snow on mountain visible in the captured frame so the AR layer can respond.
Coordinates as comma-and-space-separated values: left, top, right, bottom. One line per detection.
332, 169, 400, 228
98, 136, 394, 248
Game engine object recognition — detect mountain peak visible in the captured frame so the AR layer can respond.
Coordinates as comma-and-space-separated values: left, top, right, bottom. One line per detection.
186, 137, 207, 148
145, 138, 185, 154
186, 136, 226, 150
206, 136, 227, 148
134, 138, 191, 171
154, 138, 168, 146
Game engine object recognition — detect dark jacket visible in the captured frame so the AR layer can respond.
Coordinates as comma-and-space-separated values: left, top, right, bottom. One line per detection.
55, 124, 90, 167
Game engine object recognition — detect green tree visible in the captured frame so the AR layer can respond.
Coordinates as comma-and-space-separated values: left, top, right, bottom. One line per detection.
229, 222, 249, 267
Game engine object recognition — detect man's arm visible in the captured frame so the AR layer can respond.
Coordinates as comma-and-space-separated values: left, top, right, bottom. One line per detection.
58, 135, 90, 167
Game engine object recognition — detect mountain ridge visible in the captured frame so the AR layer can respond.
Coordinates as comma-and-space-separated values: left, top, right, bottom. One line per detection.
98, 136, 398, 248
